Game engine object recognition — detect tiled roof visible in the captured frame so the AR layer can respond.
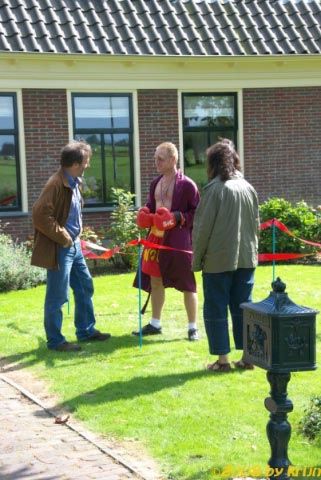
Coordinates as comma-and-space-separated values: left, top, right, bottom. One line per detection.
1, 0, 321, 56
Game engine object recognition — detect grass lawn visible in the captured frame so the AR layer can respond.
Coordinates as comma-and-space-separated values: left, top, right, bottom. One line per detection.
0, 265, 320, 479
0, 157, 18, 204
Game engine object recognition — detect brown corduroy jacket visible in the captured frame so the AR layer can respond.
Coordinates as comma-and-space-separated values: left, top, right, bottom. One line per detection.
31, 169, 74, 270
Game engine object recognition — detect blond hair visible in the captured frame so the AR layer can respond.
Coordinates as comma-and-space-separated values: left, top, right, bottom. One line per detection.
156, 142, 178, 162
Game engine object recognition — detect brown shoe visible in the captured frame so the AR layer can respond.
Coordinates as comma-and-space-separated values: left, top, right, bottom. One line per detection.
54, 342, 82, 352
82, 331, 111, 342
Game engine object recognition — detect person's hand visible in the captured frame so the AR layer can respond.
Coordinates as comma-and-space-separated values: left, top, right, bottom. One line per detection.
63, 238, 73, 248
154, 207, 181, 231
136, 207, 154, 229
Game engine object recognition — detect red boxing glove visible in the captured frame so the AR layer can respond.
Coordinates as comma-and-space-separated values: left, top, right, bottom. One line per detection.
154, 207, 180, 231
136, 207, 154, 229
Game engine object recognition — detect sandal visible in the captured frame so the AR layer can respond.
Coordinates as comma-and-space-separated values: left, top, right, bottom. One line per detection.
206, 361, 231, 372
233, 360, 254, 370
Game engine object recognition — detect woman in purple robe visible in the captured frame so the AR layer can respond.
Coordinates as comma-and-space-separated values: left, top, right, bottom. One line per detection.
133, 142, 200, 341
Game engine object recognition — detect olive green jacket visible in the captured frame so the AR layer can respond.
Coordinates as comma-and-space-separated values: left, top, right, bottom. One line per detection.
192, 172, 259, 273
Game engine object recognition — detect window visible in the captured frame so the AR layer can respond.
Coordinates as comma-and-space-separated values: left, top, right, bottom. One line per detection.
72, 94, 134, 207
182, 93, 238, 189
0, 94, 21, 211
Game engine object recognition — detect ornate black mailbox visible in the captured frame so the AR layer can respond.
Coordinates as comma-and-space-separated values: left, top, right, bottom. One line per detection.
241, 277, 318, 480
242, 277, 316, 372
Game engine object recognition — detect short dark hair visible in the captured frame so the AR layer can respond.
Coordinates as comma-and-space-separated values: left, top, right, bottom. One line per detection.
60, 140, 92, 168
206, 138, 241, 181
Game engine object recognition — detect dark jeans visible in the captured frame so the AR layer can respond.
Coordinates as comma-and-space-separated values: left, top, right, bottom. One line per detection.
202, 269, 255, 355
44, 239, 97, 349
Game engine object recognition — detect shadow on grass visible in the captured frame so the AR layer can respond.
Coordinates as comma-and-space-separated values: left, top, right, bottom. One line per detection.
78, 333, 181, 353
60, 368, 210, 408
0, 332, 181, 374
177, 467, 218, 480
0, 336, 54, 373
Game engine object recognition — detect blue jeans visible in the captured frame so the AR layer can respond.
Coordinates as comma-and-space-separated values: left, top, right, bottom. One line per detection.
44, 240, 97, 349
202, 269, 255, 355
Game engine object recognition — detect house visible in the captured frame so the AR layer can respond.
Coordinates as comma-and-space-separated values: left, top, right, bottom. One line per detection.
0, 0, 321, 240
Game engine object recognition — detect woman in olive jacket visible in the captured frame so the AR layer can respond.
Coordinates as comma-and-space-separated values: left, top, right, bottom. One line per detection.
192, 139, 260, 372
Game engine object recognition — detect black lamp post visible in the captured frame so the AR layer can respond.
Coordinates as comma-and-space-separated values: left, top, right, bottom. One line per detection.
241, 277, 318, 480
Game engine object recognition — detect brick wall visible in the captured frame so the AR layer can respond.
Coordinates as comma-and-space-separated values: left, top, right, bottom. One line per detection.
4, 89, 69, 239
7, 89, 180, 241
4, 89, 112, 241
82, 211, 111, 233
137, 89, 179, 202
243, 87, 321, 206
4, 87, 320, 241
23, 89, 69, 208
1, 216, 32, 242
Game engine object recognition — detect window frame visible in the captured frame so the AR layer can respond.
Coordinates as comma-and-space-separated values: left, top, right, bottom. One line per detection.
0, 92, 21, 212
182, 91, 238, 145
71, 92, 135, 208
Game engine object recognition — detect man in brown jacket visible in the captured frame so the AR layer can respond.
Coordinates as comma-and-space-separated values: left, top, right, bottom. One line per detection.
31, 140, 111, 351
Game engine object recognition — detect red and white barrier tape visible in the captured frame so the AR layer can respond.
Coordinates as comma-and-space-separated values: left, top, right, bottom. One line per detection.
81, 218, 320, 263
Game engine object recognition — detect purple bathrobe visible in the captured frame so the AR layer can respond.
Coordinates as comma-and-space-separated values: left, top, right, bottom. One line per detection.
135, 170, 200, 293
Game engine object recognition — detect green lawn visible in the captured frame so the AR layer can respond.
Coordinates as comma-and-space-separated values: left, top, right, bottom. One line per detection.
185, 162, 208, 191
0, 157, 18, 203
0, 265, 320, 479
82, 141, 132, 203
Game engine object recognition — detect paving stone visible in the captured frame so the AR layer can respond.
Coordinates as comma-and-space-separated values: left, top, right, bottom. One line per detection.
0, 377, 155, 480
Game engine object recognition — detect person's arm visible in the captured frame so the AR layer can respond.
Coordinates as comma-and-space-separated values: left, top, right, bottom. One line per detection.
192, 186, 220, 271
164, 180, 199, 230
136, 207, 154, 228
136, 179, 157, 229
32, 183, 72, 247
145, 177, 158, 213
180, 181, 200, 229
154, 180, 201, 231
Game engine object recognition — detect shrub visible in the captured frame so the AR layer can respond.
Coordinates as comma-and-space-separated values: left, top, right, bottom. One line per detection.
298, 396, 321, 441
81, 225, 104, 245
80, 226, 110, 275
0, 226, 46, 292
108, 188, 140, 270
259, 198, 321, 255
